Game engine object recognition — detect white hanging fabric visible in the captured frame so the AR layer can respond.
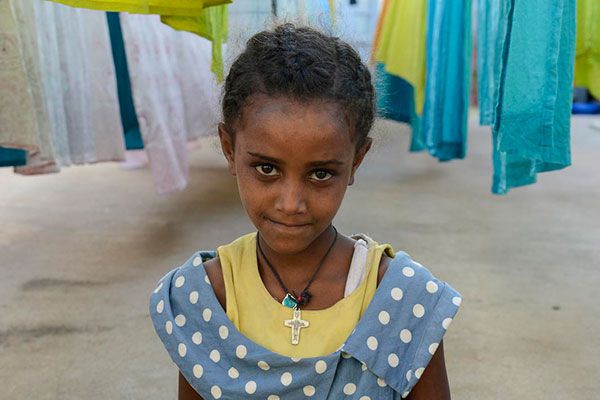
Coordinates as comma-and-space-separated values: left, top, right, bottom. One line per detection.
119, 13, 220, 194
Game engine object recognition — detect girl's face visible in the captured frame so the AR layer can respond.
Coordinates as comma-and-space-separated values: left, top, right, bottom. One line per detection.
219, 94, 371, 255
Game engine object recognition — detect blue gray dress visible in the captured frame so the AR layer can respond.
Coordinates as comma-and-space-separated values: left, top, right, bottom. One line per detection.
150, 250, 462, 399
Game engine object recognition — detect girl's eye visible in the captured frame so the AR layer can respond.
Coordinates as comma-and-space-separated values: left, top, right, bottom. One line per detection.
310, 170, 333, 181
255, 164, 279, 176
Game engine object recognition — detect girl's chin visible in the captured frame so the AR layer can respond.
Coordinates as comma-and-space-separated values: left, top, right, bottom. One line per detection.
257, 225, 320, 256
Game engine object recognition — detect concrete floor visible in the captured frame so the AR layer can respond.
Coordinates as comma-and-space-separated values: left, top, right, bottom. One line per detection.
1, 116, 599, 400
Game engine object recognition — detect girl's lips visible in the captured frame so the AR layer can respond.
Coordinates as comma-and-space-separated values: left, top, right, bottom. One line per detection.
267, 218, 311, 229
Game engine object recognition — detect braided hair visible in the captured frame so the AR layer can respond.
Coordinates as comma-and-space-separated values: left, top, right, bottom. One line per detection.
222, 23, 375, 150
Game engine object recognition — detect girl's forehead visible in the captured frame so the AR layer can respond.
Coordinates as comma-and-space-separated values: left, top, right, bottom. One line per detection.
235, 95, 355, 158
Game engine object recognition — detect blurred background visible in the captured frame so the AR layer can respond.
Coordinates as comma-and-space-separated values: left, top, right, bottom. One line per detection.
1, 0, 599, 399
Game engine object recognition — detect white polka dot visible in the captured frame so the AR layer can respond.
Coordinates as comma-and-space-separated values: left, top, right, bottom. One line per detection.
236, 345, 247, 359
343, 383, 356, 395
267, 396, 280, 400
428, 342, 439, 355
192, 331, 202, 345
388, 353, 399, 367
281, 372, 292, 386
258, 360, 270, 371
402, 391, 410, 398
391, 287, 404, 301
402, 267, 415, 277
178, 343, 187, 357
193, 364, 203, 378
426, 281, 438, 293
453, 296, 462, 306
413, 304, 425, 318
303, 385, 316, 396
228, 367, 239, 379
204, 275, 211, 285
406, 370, 412, 381
153, 282, 163, 293
341, 352, 351, 359
156, 300, 164, 314
361, 362, 368, 371
219, 325, 229, 339
400, 329, 412, 343
367, 336, 378, 350
209, 349, 220, 362
377, 377, 387, 387
175, 314, 186, 327
415, 367, 425, 378
291, 357, 302, 362
442, 317, 453, 329
315, 360, 327, 374
211, 385, 222, 399
165, 321, 173, 335
378, 310, 390, 325
175, 276, 185, 288
203, 308, 212, 322
192, 256, 202, 267
189, 291, 199, 304
359, 397, 372, 400
245, 381, 257, 394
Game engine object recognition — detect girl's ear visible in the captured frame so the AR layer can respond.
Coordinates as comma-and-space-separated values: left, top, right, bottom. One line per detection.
349, 137, 372, 186
218, 123, 237, 176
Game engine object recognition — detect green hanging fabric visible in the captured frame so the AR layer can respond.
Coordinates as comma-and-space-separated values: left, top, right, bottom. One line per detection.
48, 0, 231, 80
574, 0, 600, 99
161, 5, 228, 81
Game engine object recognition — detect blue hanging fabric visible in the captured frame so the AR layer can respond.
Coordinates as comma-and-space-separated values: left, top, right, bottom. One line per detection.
0, 147, 27, 168
491, 0, 575, 194
477, 0, 510, 126
421, 0, 472, 161
375, 63, 424, 151
106, 12, 144, 150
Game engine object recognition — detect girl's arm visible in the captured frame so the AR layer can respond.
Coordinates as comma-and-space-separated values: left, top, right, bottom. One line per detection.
405, 340, 451, 400
178, 257, 226, 400
179, 372, 204, 400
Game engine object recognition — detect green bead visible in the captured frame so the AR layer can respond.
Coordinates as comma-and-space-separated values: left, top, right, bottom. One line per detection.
281, 293, 298, 308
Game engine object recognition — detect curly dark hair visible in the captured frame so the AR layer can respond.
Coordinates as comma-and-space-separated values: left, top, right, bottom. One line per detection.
222, 23, 375, 149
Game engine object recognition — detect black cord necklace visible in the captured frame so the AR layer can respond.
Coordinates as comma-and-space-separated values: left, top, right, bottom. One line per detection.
256, 225, 338, 309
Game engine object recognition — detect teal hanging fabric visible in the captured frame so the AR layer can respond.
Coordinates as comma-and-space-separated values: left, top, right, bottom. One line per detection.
421, 0, 472, 161
492, 0, 575, 194
106, 12, 144, 150
0, 147, 27, 167
375, 63, 425, 152
477, 0, 510, 126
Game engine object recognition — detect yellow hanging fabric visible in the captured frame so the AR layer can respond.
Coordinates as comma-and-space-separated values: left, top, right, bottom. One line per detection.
47, 0, 231, 80
574, 0, 600, 99
47, 0, 229, 15
375, 0, 427, 114
161, 5, 228, 81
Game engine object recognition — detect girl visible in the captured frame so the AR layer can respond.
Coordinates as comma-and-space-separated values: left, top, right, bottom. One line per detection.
150, 23, 462, 400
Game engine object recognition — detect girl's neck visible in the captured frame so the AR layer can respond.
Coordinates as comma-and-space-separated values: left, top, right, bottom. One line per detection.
257, 225, 338, 279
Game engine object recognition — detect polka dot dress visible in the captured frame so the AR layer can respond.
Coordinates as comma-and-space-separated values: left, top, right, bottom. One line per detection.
150, 250, 461, 399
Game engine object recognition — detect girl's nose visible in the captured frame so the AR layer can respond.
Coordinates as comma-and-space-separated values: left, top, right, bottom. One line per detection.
275, 180, 307, 215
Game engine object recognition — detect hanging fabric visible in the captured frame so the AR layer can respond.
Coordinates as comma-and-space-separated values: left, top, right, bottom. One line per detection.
1, 0, 59, 174
47, 0, 231, 80
374, 0, 427, 151
160, 5, 229, 81
31, 0, 125, 168
477, 0, 510, 126
119, 13, 220, 194
420, 0, 472, 161
491, 0, 576, 194
106, 12, 144, 151
48, 0, 229, 15
574, 0, 600, 99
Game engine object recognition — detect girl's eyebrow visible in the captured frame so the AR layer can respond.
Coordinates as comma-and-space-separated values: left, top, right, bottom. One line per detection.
247, 151, 344, 167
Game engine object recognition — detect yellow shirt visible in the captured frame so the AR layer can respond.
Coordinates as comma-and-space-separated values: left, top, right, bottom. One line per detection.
218, 233, 394, 358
